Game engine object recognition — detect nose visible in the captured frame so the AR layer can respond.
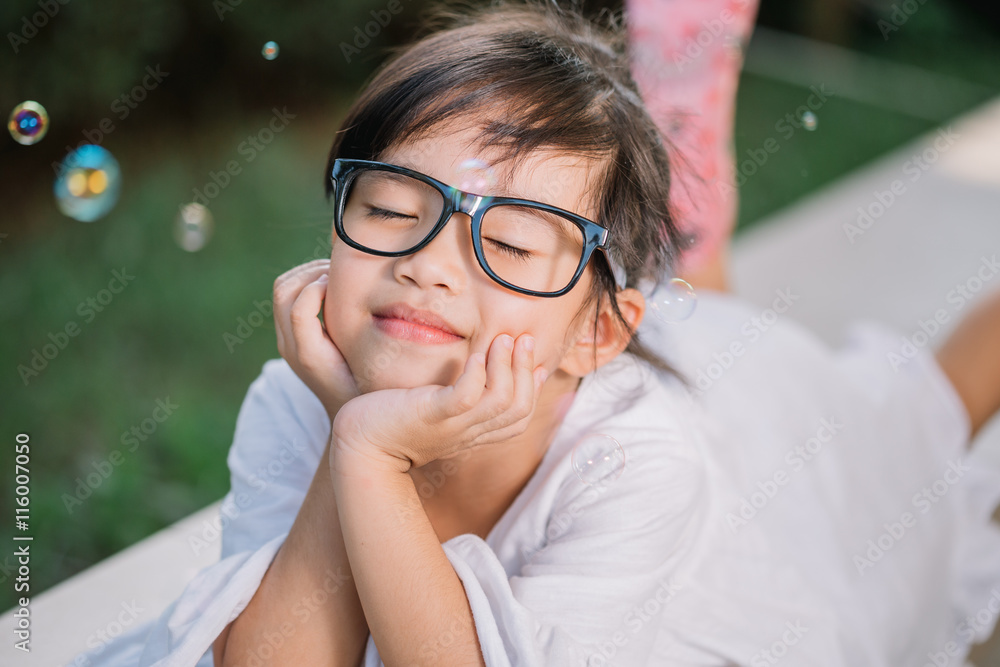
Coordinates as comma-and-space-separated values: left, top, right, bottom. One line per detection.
392, 209, 476, 292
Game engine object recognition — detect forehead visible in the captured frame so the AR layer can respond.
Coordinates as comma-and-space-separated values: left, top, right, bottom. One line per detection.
378, 124, 603, 220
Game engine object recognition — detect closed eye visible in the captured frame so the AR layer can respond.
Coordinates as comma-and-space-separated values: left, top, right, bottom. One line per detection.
485, 237, 532, 260
366, 205, 417, 220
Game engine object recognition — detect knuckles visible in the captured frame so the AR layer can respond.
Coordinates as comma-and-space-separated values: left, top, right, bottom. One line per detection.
454, 393, 479, 413
288, 306, 312, 328
510, 399, 533, 422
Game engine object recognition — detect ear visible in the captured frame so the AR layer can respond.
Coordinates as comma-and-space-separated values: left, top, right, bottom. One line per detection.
557, 287, 645, 378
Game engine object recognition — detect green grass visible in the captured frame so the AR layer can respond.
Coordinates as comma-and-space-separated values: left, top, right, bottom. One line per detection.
732, 72, 938, 228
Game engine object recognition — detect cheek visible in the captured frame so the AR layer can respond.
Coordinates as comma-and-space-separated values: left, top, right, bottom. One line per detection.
321, 289, 349, 354
327, 246, 372, 302
536, 330, 576, 368
479, 306, 576, 365
322, 264, 363, 345
545, 303, 593, 362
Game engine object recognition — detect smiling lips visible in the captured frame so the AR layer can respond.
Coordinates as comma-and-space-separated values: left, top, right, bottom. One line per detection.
372, 302, 464, 344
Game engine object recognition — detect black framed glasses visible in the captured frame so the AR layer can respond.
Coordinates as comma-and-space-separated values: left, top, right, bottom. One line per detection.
329, 158, 628, 297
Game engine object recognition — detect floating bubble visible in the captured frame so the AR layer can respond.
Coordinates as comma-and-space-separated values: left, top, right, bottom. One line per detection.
8, 101, 49, 145
455, 158, 497, 205
262, 41, 279, 60
572, 434, 626, 486
649, 277, 697, 323
54, 145, 121, 222
800, 110, 818, 131
175, 202, 214, 252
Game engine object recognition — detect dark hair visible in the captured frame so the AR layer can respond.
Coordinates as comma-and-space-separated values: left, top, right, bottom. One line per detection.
324, 0, 688, 385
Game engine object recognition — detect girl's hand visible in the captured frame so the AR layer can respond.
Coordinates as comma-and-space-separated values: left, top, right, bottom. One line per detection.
331, 332, 549, 473
273, 259, 360, 420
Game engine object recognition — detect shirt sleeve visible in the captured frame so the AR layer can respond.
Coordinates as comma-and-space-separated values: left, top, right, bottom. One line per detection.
220, 358, 330, 558
137, 534, 287, 666
363, 428, 709, 667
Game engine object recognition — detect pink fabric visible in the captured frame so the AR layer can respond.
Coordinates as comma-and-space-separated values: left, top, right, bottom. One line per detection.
626, 0, 760, 274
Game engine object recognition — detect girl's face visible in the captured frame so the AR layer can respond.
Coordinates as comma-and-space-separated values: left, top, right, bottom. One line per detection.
324, 124, 605, 392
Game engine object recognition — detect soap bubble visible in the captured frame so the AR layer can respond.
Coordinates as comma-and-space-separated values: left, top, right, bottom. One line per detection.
800, 110, 818, 131
8, 101, 49, 145
175, 203, 214, 252
649, 278, 697, 323
455, 158, 497, 205
262, 41, 279, 60
572, 434, 626, 486
54, 145, 121, 222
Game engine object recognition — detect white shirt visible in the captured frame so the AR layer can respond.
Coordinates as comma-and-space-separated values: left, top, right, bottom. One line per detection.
73, 288, 1000, 667
645, 290, 1000, 666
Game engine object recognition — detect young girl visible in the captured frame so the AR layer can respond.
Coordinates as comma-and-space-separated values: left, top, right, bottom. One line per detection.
73, 1, 1000, 666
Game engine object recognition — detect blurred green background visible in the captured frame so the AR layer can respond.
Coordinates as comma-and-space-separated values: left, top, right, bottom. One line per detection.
1, 0, 999, 611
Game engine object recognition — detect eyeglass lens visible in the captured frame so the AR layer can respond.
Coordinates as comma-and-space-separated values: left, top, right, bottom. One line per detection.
341, 167, 587, 293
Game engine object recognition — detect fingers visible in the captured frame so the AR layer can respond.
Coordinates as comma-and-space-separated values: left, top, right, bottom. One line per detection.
472, 334, 543, 443
274, 259, 330, 292
443, 334, 516, 421
434, 332, 550, 435
274, 260, 331, 362
485, 334, 515, 404
510, 334, 539, 416
288, 275, 336, 370
441, 352, 488, 417
480, 333, 544, 432
274, 260, 330, 328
